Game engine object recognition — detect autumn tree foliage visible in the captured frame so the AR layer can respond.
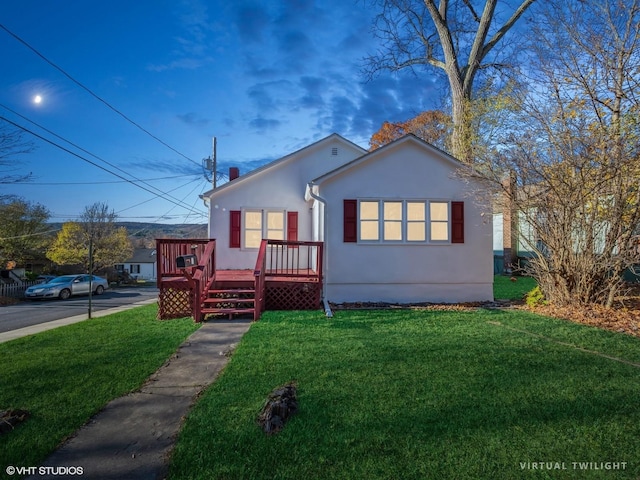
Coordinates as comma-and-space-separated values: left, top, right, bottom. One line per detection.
369, 110, 451, 151
365, 0, 536, 162
0, 198, 50, 268
474, 0, 640, 307
47, 203, 132, 273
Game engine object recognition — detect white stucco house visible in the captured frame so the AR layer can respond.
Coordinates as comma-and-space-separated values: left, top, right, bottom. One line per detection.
115, 248, 157, 281
200, 133, 493, 304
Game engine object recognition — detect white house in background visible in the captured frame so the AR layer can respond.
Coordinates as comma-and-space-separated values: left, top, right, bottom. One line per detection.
115, 248, 157, 280
201, 133, 493, 303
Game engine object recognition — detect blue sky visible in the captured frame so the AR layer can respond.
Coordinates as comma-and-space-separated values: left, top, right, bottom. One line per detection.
0, 0, 441, 224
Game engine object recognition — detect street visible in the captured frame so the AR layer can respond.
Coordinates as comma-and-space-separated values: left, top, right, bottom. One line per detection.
0, 286, 159, 333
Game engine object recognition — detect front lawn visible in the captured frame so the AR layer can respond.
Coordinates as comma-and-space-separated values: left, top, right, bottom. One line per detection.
493, 274, 537, 300
169, 309, 640, 480
0, 304, 198, 474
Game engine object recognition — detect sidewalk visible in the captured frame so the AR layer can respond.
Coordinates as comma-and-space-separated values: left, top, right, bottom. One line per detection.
27, 317, 253, 480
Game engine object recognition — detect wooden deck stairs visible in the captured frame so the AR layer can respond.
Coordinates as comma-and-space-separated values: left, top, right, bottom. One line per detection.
201, 275, 256, 319
156, 239, 323, 322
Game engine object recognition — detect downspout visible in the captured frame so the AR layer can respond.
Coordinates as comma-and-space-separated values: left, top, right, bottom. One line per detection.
307, 182, 333, 318
200, 195, 212, 239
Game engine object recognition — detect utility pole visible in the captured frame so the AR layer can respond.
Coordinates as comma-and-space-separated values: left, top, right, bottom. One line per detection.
88, 237, 93, 319
203, 137, 217, 189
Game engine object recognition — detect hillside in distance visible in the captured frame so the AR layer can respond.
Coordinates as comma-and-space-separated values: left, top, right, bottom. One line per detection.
48, 222, 208, 248
120, 222, 208, 239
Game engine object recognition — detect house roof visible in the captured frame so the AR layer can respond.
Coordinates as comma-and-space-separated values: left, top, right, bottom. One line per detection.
200, 133, 367, 200
122, 248, 157, 264
310, 134, 465, 186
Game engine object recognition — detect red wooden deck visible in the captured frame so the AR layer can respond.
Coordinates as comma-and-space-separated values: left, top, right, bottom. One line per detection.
156, 239, 323, 322
216, 269, 320, 283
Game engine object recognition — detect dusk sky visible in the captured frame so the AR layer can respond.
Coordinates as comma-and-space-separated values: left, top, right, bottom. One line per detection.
0, 1, 442, 224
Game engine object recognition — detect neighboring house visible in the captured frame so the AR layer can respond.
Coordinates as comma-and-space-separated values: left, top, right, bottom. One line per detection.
492, 177, 542, 274
115, 248, 157, 280
493, 211, 537, 273
201, 133, 494, 304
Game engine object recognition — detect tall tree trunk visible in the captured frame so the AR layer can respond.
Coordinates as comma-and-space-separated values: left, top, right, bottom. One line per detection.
449, 80, 473, 162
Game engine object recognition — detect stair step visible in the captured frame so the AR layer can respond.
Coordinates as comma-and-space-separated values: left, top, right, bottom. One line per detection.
203, 297, 255, 305
208, 289, 255, 295
202, 307, 255, 315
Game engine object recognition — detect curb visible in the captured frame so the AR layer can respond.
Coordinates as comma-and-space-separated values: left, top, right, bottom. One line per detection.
0, 299, 158, 344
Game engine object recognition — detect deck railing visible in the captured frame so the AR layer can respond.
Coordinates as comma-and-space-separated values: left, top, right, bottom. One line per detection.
156, 238, 216, 322
253, 240, 268, 321
156, 239, 214, 283
265, 240, 323, 281
156, 238, 322, 321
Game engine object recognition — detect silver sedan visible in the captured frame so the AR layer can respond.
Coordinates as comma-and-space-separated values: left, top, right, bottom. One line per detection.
24, 275, 109, 300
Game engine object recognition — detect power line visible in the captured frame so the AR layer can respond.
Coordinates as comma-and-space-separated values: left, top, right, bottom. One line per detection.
0, 102, 202, 212
0, 115, 207, 216
116, 178, 205, 214
0, 23, 202, 169
0, 227, 61, 241
0, 104, 207, 215
2, 174, 200, 186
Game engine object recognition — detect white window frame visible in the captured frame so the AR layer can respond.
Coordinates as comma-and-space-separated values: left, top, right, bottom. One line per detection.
357, 199, 452, 245
242, 209, 286, 250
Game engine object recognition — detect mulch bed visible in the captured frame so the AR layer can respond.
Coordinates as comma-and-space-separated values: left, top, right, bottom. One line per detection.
331, 294, 640, 339
525, 303, 640, 338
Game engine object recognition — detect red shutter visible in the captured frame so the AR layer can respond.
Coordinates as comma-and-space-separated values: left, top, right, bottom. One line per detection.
230, 210, 241, 248
451, 201, 464, 243
287, 211, 298, 242
343, 199, 357, 242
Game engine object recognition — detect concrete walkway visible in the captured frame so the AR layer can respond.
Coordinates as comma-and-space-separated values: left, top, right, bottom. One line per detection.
24, 318, 253, 480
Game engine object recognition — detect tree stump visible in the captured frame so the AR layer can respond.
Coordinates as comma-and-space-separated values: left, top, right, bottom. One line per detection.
257, 383, 297, 435
0, 409, 30, 435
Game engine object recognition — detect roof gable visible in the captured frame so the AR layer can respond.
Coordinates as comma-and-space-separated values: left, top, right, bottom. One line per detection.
311, 134, 465, 186
201, 133, 366, 199
123, 248, 157, 264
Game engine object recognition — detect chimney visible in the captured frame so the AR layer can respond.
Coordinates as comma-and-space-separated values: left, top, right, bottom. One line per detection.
502, 172, 518, 274
229, 167, 239, 181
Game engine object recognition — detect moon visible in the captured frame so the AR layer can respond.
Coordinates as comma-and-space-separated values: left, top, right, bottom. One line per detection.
33, 95, 43, 104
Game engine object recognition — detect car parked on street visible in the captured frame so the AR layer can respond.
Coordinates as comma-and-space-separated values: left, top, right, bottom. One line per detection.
35, 275, 57, 284
24, 274, 109, 300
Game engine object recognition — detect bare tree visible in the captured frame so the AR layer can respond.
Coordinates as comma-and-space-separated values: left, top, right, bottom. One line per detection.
364, 0, 536, 162
477, 0, 640, 307
0, 123, 34, 186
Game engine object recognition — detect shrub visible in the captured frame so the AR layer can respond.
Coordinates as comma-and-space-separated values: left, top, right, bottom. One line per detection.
525, 286, 547, 308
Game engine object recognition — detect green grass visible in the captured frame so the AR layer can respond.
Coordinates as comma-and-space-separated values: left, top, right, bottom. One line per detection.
0, 304, 198, 474
169, 309, 640, 480
494, 274, 537, 300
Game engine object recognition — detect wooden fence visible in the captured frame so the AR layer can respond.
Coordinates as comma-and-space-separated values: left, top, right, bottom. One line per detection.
0, 281, 39, 299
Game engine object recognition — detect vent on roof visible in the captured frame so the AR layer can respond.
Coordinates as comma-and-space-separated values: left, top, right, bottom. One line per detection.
331, 147, 338, 156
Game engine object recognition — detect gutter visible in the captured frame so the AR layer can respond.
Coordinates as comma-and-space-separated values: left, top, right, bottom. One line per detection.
306, 182, 333, 318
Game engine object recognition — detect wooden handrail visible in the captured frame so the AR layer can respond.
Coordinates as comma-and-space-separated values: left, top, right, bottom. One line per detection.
193, 239, 216, 322
156, 238, 216, 322
253, 239, 268, 321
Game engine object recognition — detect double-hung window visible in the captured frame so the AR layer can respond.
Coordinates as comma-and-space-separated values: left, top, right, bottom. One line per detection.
243, 210, 285, 248
230, 209, 290, 249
